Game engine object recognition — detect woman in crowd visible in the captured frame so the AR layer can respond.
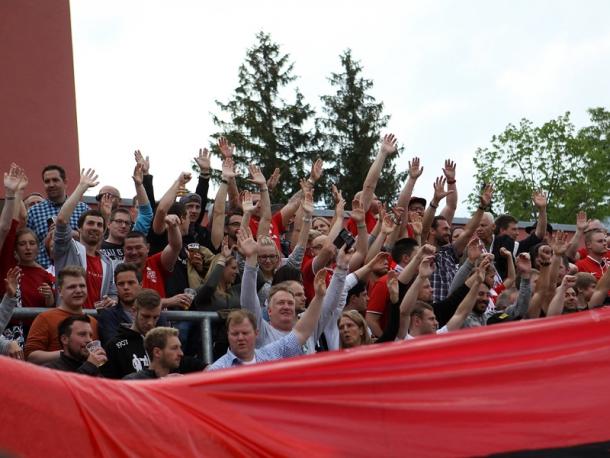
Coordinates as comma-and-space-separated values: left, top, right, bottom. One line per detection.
338, 310, 372, 349
192, 239, 241, 359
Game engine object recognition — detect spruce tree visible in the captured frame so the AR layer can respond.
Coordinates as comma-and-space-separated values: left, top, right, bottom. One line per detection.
210, 32, 318, 203
318, 49, 406, 205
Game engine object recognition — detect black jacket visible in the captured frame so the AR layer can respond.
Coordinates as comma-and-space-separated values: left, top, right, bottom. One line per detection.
123, 368, 159, 380
102, 326, 148, 379
45, 352, 100, 376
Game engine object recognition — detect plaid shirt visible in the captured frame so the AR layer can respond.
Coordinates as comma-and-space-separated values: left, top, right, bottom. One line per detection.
207, 331, 303, 371
431, 244, 459, 303
26, 198, 90, 268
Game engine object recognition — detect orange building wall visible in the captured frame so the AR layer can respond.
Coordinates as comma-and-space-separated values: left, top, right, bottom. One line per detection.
0, 0, 80, 196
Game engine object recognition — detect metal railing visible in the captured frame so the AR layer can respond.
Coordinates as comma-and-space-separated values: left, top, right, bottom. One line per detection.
11, 308, 220, 364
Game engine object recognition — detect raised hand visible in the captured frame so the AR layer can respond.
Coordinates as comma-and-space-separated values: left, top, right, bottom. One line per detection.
4, 266, 21, 298
421, 244, 437, 256
408, 157, 423, 179
350, 198, 365, 224
336, 245, 351, 269
313, 267, 328, 297
381, 213, 397, 235
178, 172, 192, 186
99, 194, 114, 221
79, 168, 99, 188
194, 148, 211, 172
532, 190, 547, 209
218, 137, 235, 159
466, 237, 483, 263
550, 230, 569, 256
132, 163, 144, 186
220, 235, 232, 258
247, 164, 266, 187
560, 274, 576, 290
408, 211, 423, 236
237, 227, 258, 258
499, 247, 512, 259
479, 183, 494, 208
4, 163, 25, 193
390, 206, 405, 225
418, 255, 436, 278
576, 211, 589, 232
267, 167, 281, 191
369, 251, 389, 273
432, 176, 454, 203
241, 190, 256, 214
442, 159, 456, 181
516, 253, 532, 277
387, 270, 399, 304
331, 184, 343, 204
164, 214, 181, 228
309, 158, 324, 183
380, 133, 398, 156
301, 189, 314, 216
134, 150, 150, 174
222, 158, 236, 180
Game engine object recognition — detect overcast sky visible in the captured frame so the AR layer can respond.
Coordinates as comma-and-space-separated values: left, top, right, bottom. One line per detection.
70, 0, 610, 217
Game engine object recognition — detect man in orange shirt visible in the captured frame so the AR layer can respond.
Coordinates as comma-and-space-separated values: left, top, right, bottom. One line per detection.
25, 266, 99, 364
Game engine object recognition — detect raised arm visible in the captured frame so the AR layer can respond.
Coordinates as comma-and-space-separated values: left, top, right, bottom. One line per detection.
293, 268, 327, 345
210, 158, 235, 251
152, 172, 191, 235
218, 137, 241, 210
131, 163, 153, 234
439, 160, 457, 225
452, 183, 493, 257
565, 211, 588, 261
532, 190, 548, 241
499, 247, 516, 289
193, 148, 211, 225
237, 228, 263, 329
248, 165, 270, 239
445, 258, 488, 331
395, 157, 423, 212
588, 264, 610, 308
349, 197, 368, 270
57, 168, 98, 225
364, 212, 396, 264
547, 275, 575, 317
396, 255, 435, 339
421, 176, 454, 243
1, 164, 25, 250
359, 134, 397, 212
159, 215, 183, 272
134, 149, 156, 206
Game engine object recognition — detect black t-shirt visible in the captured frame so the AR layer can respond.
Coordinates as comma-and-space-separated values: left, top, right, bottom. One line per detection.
100, 240, 124, 264
164, 247, 190, 298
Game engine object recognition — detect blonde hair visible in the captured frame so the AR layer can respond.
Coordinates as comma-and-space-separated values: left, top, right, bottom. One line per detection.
337, 310, 372, 348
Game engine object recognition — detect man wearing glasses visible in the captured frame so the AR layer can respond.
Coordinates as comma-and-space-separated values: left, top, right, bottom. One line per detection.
100, 208, 132, 266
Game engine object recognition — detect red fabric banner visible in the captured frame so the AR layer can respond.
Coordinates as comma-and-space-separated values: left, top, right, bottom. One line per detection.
2, 308, 610, 457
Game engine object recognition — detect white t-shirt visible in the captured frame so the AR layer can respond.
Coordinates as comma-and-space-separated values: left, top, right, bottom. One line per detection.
405, 325, 449, 340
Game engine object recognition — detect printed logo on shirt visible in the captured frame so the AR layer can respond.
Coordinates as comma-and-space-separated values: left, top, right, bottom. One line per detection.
132, 353, 150, 372
146, 268, 157, 283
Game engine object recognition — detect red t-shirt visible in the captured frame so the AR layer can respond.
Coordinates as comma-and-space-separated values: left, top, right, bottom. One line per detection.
345, 210, 377, 236
301, 257, 334, 304
366, 275, 390, 329
0, 219, 19, 297
576, 256, 609, 281
249, 212, 285, 251
19, 265, 55, 307
84, 255, 103, 309
142, 252, 169, 298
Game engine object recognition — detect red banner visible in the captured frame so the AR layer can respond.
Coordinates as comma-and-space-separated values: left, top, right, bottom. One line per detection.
2, 308, 610, 457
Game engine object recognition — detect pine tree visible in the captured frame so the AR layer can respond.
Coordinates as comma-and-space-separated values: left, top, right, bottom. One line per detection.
318, 49, 406, 205
210, 32, 319, 203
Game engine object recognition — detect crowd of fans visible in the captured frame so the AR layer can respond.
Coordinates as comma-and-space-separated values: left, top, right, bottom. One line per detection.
0, 134, 608, 379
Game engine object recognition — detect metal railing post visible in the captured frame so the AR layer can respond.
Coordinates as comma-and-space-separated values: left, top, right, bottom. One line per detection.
201, 317, 213, 365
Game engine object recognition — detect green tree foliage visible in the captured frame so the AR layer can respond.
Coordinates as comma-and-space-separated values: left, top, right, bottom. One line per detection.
210, 32, 319, 202
318, 49, 406, 205
468, 108, 610, 224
